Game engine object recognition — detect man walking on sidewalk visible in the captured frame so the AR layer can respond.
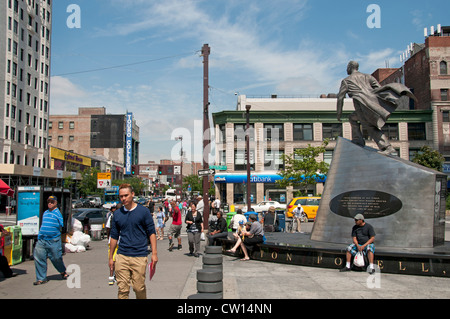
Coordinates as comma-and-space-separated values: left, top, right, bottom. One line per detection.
33, 196, 67, 285
109, 184, 158, 299
168, 200, 182, 251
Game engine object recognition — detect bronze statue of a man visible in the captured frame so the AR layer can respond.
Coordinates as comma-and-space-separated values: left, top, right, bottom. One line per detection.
337, 61, 416, 155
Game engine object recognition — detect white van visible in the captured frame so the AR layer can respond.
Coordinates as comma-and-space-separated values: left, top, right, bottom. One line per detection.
165, 189, 179, 201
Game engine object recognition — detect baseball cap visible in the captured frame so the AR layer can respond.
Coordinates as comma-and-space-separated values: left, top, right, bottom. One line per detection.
354, 213, 364, 220
47, 195, 57, 202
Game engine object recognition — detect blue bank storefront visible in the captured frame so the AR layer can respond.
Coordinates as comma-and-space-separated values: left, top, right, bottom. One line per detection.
214, 172, 326, 206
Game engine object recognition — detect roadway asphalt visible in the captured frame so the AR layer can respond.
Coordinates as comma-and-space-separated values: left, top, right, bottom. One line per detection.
2, 212, 450, 308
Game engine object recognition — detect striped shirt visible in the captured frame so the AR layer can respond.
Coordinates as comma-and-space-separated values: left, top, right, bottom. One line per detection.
38, 208, 64, 240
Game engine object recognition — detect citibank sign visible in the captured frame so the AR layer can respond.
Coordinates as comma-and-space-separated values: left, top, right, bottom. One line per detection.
214, 173, 282, 184
214, 173, 326, 184
125, 112, 133, 175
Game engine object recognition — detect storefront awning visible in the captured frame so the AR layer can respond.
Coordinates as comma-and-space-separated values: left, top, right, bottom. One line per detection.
0, 178, 14, 197
214, 173, 326, 184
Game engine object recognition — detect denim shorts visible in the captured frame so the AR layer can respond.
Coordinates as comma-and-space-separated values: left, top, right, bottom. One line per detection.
347, 243, 375, 256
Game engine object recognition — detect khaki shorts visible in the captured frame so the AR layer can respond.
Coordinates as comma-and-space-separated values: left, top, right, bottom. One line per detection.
168, 224, 182, 238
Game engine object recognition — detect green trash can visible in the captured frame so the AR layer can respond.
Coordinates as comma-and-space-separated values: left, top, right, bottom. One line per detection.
225, 211, 236, 231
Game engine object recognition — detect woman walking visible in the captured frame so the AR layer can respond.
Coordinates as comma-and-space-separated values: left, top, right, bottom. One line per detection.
156, 206, 166, 240
185, 202, 203, 257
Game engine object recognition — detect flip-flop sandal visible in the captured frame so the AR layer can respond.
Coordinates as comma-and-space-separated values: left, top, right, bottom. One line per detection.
240, 258, 250, 261
33, 280, 49, 285
61, 272, 69, 279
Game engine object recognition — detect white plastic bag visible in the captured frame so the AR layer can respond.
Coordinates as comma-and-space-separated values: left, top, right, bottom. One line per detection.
353, 251, 365, 267
72, 218, 83, 232
71, 231, 91, 247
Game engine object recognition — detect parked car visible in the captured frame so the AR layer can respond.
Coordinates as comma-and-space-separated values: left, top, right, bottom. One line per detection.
243, 201, 287, 213
72, 208, 108, 229
286, 196, 321, 220
87, 196, 102, 208
72, 199, 84, 208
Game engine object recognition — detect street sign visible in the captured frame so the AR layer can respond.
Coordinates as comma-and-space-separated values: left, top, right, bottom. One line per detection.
198, 169, 215, 177
210, 165, 227, 171
97, 172, 111, 179
97, 172, 111, 189
97, 179, 112, 188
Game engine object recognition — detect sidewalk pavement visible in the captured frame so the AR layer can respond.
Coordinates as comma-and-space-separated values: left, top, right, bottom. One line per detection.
2, 218, 450, 300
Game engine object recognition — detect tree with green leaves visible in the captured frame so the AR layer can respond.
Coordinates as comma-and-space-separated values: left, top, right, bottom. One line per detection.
411, 145, 445, 172
276, 140, 330, 196
112, 177, 147, 195
79, 167, 103, 197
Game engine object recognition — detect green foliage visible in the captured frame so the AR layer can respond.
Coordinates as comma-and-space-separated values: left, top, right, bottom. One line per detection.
112, 177, 147, 195
79, 167, 102, 197
411, 146, 445, 172
276, 140, 330, 195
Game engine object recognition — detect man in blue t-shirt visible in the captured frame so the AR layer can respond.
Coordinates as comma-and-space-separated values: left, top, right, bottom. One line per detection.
33, 196, 67, 285
109, 184, 158, 299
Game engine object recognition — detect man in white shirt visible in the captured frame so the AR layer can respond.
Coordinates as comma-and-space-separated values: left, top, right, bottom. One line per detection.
292, 204, 304, 233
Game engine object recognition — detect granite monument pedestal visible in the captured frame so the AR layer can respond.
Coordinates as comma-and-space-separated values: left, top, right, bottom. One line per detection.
311, 137, 447, 249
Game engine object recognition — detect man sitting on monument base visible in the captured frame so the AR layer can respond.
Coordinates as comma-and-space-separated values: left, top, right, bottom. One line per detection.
340, 213, 376, 274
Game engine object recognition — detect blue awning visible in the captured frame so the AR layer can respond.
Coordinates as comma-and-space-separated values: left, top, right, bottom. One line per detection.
214, 173, 326, 184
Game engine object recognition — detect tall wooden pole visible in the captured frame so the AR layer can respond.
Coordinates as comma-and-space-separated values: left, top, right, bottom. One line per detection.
246, 105, 251, 212
202, 44, 211, 229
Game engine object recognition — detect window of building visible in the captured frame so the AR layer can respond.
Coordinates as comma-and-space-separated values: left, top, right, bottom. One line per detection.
441, 89, 448, 101
233, 183, 256, 204
218, 150, 226, 166
443, 111, 449, 123
58, 136, 63, 141
440, 61, 448, 75
48, 121, 52, 129
322, 123, 342, 140
234, 149, 255, 171
218, 124, 226, 143
264, 124, 284, 141
234, 124, 254, 141
363, 123, 398, 140
408, 123, 426, 140
324, 150, 333, 166
293, 124, 313, 141
264, 150, 284, 170
58, 121, 63, 129
69, 121, 75, 129
69, 136, 74, 141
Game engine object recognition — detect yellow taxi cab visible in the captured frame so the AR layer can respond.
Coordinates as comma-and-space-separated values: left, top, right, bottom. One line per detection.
286, 196, 321, 220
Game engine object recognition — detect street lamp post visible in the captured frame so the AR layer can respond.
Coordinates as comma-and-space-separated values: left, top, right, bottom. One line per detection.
246, 104, 251, 212
175, 136, 184, 201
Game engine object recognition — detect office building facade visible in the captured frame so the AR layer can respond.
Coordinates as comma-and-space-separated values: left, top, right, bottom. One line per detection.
1, 0, 52, 168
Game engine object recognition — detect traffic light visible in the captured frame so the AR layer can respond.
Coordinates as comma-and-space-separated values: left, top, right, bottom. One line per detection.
131, 165, 137, 175
158, 166, 162, 175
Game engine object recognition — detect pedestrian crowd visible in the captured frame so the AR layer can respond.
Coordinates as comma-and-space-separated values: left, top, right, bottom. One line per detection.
0, 185, 378, 298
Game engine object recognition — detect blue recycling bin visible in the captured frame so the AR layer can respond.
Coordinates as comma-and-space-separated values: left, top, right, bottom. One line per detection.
244, 212, 258, 221
276, 210, 286, 232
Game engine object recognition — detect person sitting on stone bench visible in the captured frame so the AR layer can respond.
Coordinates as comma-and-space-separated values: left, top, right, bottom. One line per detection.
340, 213, 376, 274
206, 211, 228, 246
263, 206, 279, 232
226, 214, 264, 261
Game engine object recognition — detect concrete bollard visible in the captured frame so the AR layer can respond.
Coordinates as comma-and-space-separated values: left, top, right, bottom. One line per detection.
188, 245, 224, 299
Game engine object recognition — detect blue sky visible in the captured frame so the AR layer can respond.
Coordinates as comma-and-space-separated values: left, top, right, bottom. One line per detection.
49, 0, 450, 164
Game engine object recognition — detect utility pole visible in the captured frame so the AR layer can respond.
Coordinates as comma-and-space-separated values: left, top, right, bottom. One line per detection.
202, 44, 211, 229
246, 105, 251, 212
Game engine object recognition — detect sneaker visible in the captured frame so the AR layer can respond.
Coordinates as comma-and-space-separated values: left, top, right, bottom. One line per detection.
169, 242, 174, 251
178, 244, 182, 250
108, 276, 115, 285
368, 268, 376, 275
339, 267, 351, 272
